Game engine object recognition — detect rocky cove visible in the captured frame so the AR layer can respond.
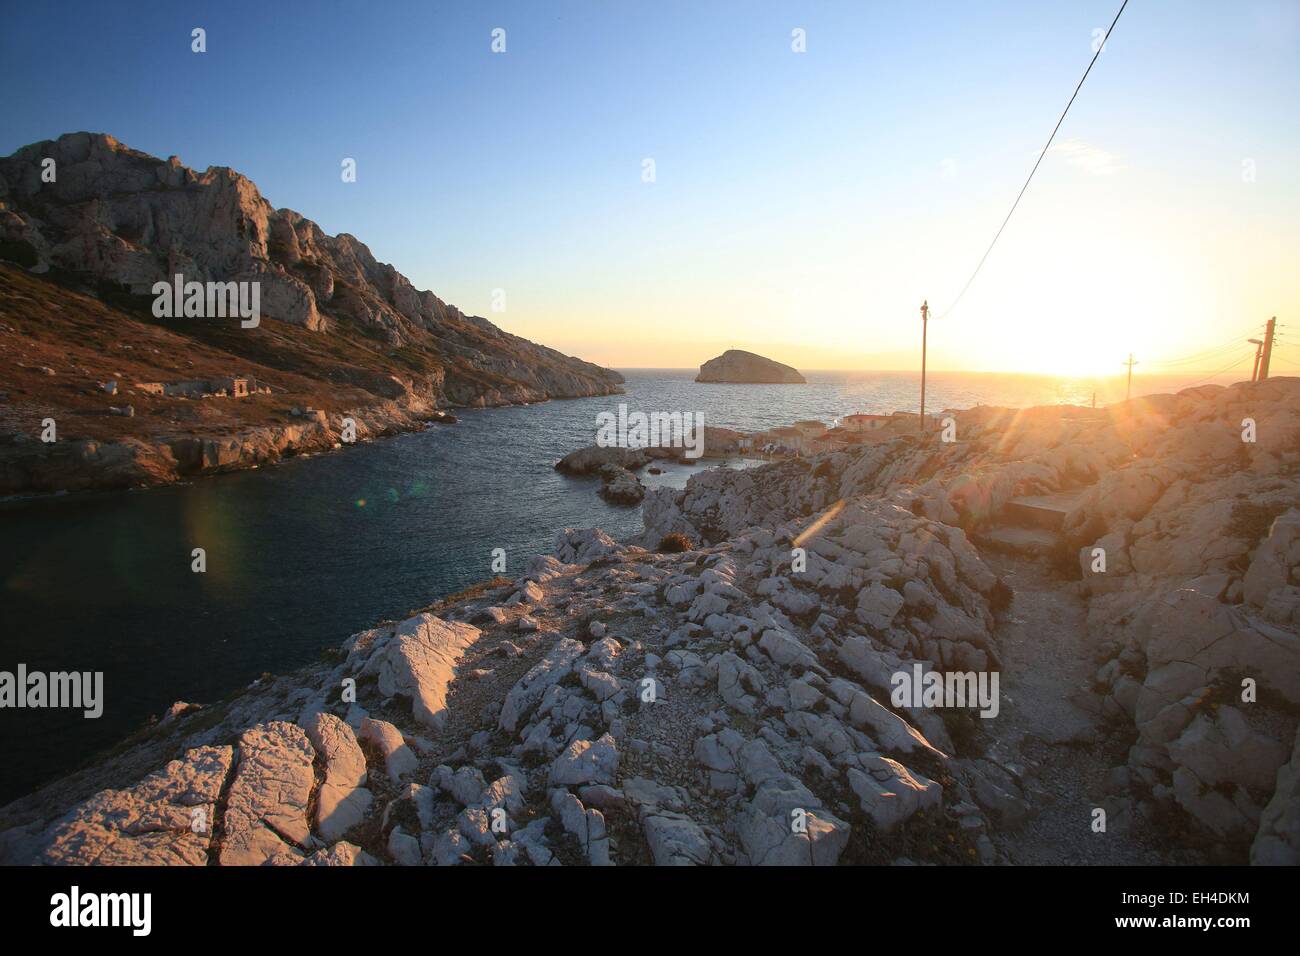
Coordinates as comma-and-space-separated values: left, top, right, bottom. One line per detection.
0, 132, 626, 496
2, 377, 1297, 866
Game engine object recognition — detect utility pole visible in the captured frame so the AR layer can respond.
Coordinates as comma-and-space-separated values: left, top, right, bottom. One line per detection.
1249, 338, 1264, 382
1123, 353, 1138, 402
1259, 317, 1276, 380
919, 300, 929, 435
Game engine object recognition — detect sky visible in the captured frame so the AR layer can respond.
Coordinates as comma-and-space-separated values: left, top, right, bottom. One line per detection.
2, 0, 1297, 375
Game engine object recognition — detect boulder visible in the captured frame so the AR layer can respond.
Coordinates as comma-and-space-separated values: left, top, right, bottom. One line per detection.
302, 712, 372, 842
737, 777, 850, 865
549, 734, 619, 787
500, 638, 585, 732
37, 745, 232, 865
219, 722, 317, 866
642, 810, 714, 865
1243, 509, 1300, 608
555, 445, 649, 474
362, 613, 481, 730
1251, 727, 1300, 865
847, 755, 942, 830
554, 527, 624, 565
301, 841, 380, 866
598, 465, 646, 505
358, 718, 418, 783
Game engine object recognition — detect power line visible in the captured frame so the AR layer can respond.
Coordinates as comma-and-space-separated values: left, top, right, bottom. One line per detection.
935, 0, 1130, 320
1148, 342, 1249, 368
1146, 327, 1266, 367
1164, 350, 1254, 391
1127, 323, 1269, 376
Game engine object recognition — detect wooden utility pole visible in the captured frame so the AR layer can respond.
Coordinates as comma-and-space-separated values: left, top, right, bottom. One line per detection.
1259, 317, 1276, 380
1123, 353, 1138, 402
919, 300, 929, 435
1249, 338, 1264, 382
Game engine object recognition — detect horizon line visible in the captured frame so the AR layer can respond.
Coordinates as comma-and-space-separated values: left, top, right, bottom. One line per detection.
606, 366, 1262, 377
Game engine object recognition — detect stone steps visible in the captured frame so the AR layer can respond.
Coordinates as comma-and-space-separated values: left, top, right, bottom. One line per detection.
974, 489, 1094, 558
974, 525, 1062, 558
1003, 492, 1081, 531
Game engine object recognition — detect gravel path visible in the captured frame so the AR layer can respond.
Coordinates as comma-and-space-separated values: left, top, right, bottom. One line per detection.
982, 554, 1176, 865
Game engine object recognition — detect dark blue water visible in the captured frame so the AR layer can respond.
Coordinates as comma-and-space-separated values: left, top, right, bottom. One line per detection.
0, 384, 660, 803
0, 368, 1240, 802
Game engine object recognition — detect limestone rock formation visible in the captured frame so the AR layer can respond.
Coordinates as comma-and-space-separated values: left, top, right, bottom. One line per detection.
0, 476, 1006, 867
302, 713, 373, 843
597, 464, 646, 505
360, 614, 482, 731
34, 745, 232, 865
218, 722, 317, 866
0, 133, 618, 397
555, 445, 650, 474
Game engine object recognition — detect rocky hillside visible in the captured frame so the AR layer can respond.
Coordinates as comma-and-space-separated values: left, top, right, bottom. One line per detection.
639, 377, 1300, 863
1, 379, 1295, 866
0, 133, 622, 492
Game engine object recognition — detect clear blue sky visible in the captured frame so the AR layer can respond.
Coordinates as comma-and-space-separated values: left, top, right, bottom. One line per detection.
2, 0, 1297, 372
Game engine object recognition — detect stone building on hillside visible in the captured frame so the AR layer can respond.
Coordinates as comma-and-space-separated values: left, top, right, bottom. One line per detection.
212, 376, 250, 398
132, 375, 257, 399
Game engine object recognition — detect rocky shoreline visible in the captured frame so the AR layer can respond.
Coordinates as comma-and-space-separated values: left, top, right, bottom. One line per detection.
554, 428, 750, 507
0, 384, 601, 498
0, 395, 427, 497
2, 378, 1297, 866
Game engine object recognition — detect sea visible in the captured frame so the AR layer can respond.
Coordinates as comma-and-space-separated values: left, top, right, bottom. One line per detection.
0, 367, 1252, 803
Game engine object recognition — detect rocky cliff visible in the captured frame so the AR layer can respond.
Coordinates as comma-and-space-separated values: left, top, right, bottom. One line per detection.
3, 380, 1294, 866
0, 133, 623, 492
695, 349, 805, 384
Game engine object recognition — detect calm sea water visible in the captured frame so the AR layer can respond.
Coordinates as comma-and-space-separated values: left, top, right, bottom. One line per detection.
0, 367, 1248, 802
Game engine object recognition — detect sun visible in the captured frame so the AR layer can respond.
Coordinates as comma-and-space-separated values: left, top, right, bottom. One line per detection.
983, 323, 1122, 378
1045, 348, 1121, 378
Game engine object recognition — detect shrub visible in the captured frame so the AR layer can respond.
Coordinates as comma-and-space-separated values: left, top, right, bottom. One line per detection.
1229, 501, 1289, 550
657, 531, 694, 553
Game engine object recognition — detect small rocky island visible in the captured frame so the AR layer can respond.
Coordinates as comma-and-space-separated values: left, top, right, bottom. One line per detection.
695, 349, 806, 384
